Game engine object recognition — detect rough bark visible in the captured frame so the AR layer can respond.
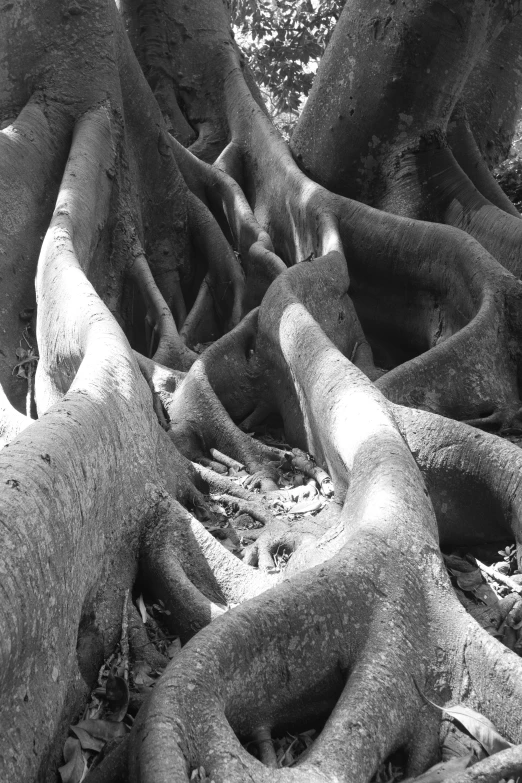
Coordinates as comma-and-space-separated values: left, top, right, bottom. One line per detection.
2, 1, 522, 782
291, 1, 522, 275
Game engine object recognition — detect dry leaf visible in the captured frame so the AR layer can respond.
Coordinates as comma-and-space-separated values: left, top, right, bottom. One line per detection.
440, 705, 513, 755
421, 688, 512, 756
287, 496, 325, 515
70, 725, 105, 753
59, 737, 87, 783
75, 719, 128, 742
454, 569, 483, 592
133, 660, 157, 686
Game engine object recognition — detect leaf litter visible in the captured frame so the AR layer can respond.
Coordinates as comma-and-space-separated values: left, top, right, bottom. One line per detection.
194, 423, 518, 780
234, 542, 519, 781
61, 425, 522, 782
59, 592, 183, 781
197, 422, 336, 570
443, 545, 522, 654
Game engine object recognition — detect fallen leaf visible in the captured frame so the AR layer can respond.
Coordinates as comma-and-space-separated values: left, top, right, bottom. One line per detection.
421, 689, 512, 756
69, 725, 105, 753
444, 554, 476, 573
473, 583, 501, 609
287, 496, 325, 515
59, 737, 87, 783
133, 660, 157, 686
319, 477, 334, 497
454, 569, 483, 592
441, 705, 513, 755
75, 719, 128, 742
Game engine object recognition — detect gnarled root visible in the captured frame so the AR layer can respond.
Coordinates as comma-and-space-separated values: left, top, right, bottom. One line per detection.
393, 405, 522, 552
139, 495, 279, 639
130, 256, 522, 782
183, 4, 522, 429
126, 229, 197, 371
0, 90, 206, 780
171, 135, 286, 313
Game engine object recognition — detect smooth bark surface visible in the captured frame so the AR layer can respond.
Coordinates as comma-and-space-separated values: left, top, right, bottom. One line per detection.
2, 1, 522, 782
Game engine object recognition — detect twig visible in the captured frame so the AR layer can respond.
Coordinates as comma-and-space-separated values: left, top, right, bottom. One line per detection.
474, 557, 522, 595
219, 493, 273, 527
209, 448, 245, 471
251, 726, 278, 768
191, 462, 256, 499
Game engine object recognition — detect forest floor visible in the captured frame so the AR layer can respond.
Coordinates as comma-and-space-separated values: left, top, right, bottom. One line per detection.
55, 414, 522, 783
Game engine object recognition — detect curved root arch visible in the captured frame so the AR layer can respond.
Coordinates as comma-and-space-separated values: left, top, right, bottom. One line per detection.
131, 261, 522, 783
3, 0, 522, 781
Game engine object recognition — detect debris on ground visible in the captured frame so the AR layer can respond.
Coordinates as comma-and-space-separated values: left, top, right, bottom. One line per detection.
59, 653, 131, 782
195, 422, 335, 569
60, 593, 182, 782
443, 545, 522, 655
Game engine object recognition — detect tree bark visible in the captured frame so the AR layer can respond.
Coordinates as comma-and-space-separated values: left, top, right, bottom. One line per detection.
2, 1, 522, 782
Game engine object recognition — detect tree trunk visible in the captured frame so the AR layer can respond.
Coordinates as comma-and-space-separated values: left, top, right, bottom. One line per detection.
2, 1, 522, 782
291, 1, 522, 275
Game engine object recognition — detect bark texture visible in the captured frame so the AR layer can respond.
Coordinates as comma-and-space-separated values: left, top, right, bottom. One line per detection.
1, 1, 522, 782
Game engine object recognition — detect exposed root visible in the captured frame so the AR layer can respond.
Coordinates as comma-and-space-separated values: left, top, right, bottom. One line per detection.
446, 744, 522, 783
393, 406, 522, 553
447, 103, 521, 218
383, 144, 522, 279
34, 105, 119, 410
129, 241, 443, 780
192, 462, 261, 500
0, 95, 203, 780
0, 98, 69, 412
179, 278, 218, 347
185, 193, 245, 336
6, 2, 522, 782
127, 230, 196, 371
83, 735, 129, 783
130, 243, 522, 782
188, 23, 522, 427
139, 496, 278, 640
165, 347, 279, 473
216, 494, 276, 528
127, 601, 169, 674
171, 135, 286, 311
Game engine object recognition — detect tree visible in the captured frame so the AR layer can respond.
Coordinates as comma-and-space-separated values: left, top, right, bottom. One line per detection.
2, 0, 522, 781
229, 0, 343, 130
